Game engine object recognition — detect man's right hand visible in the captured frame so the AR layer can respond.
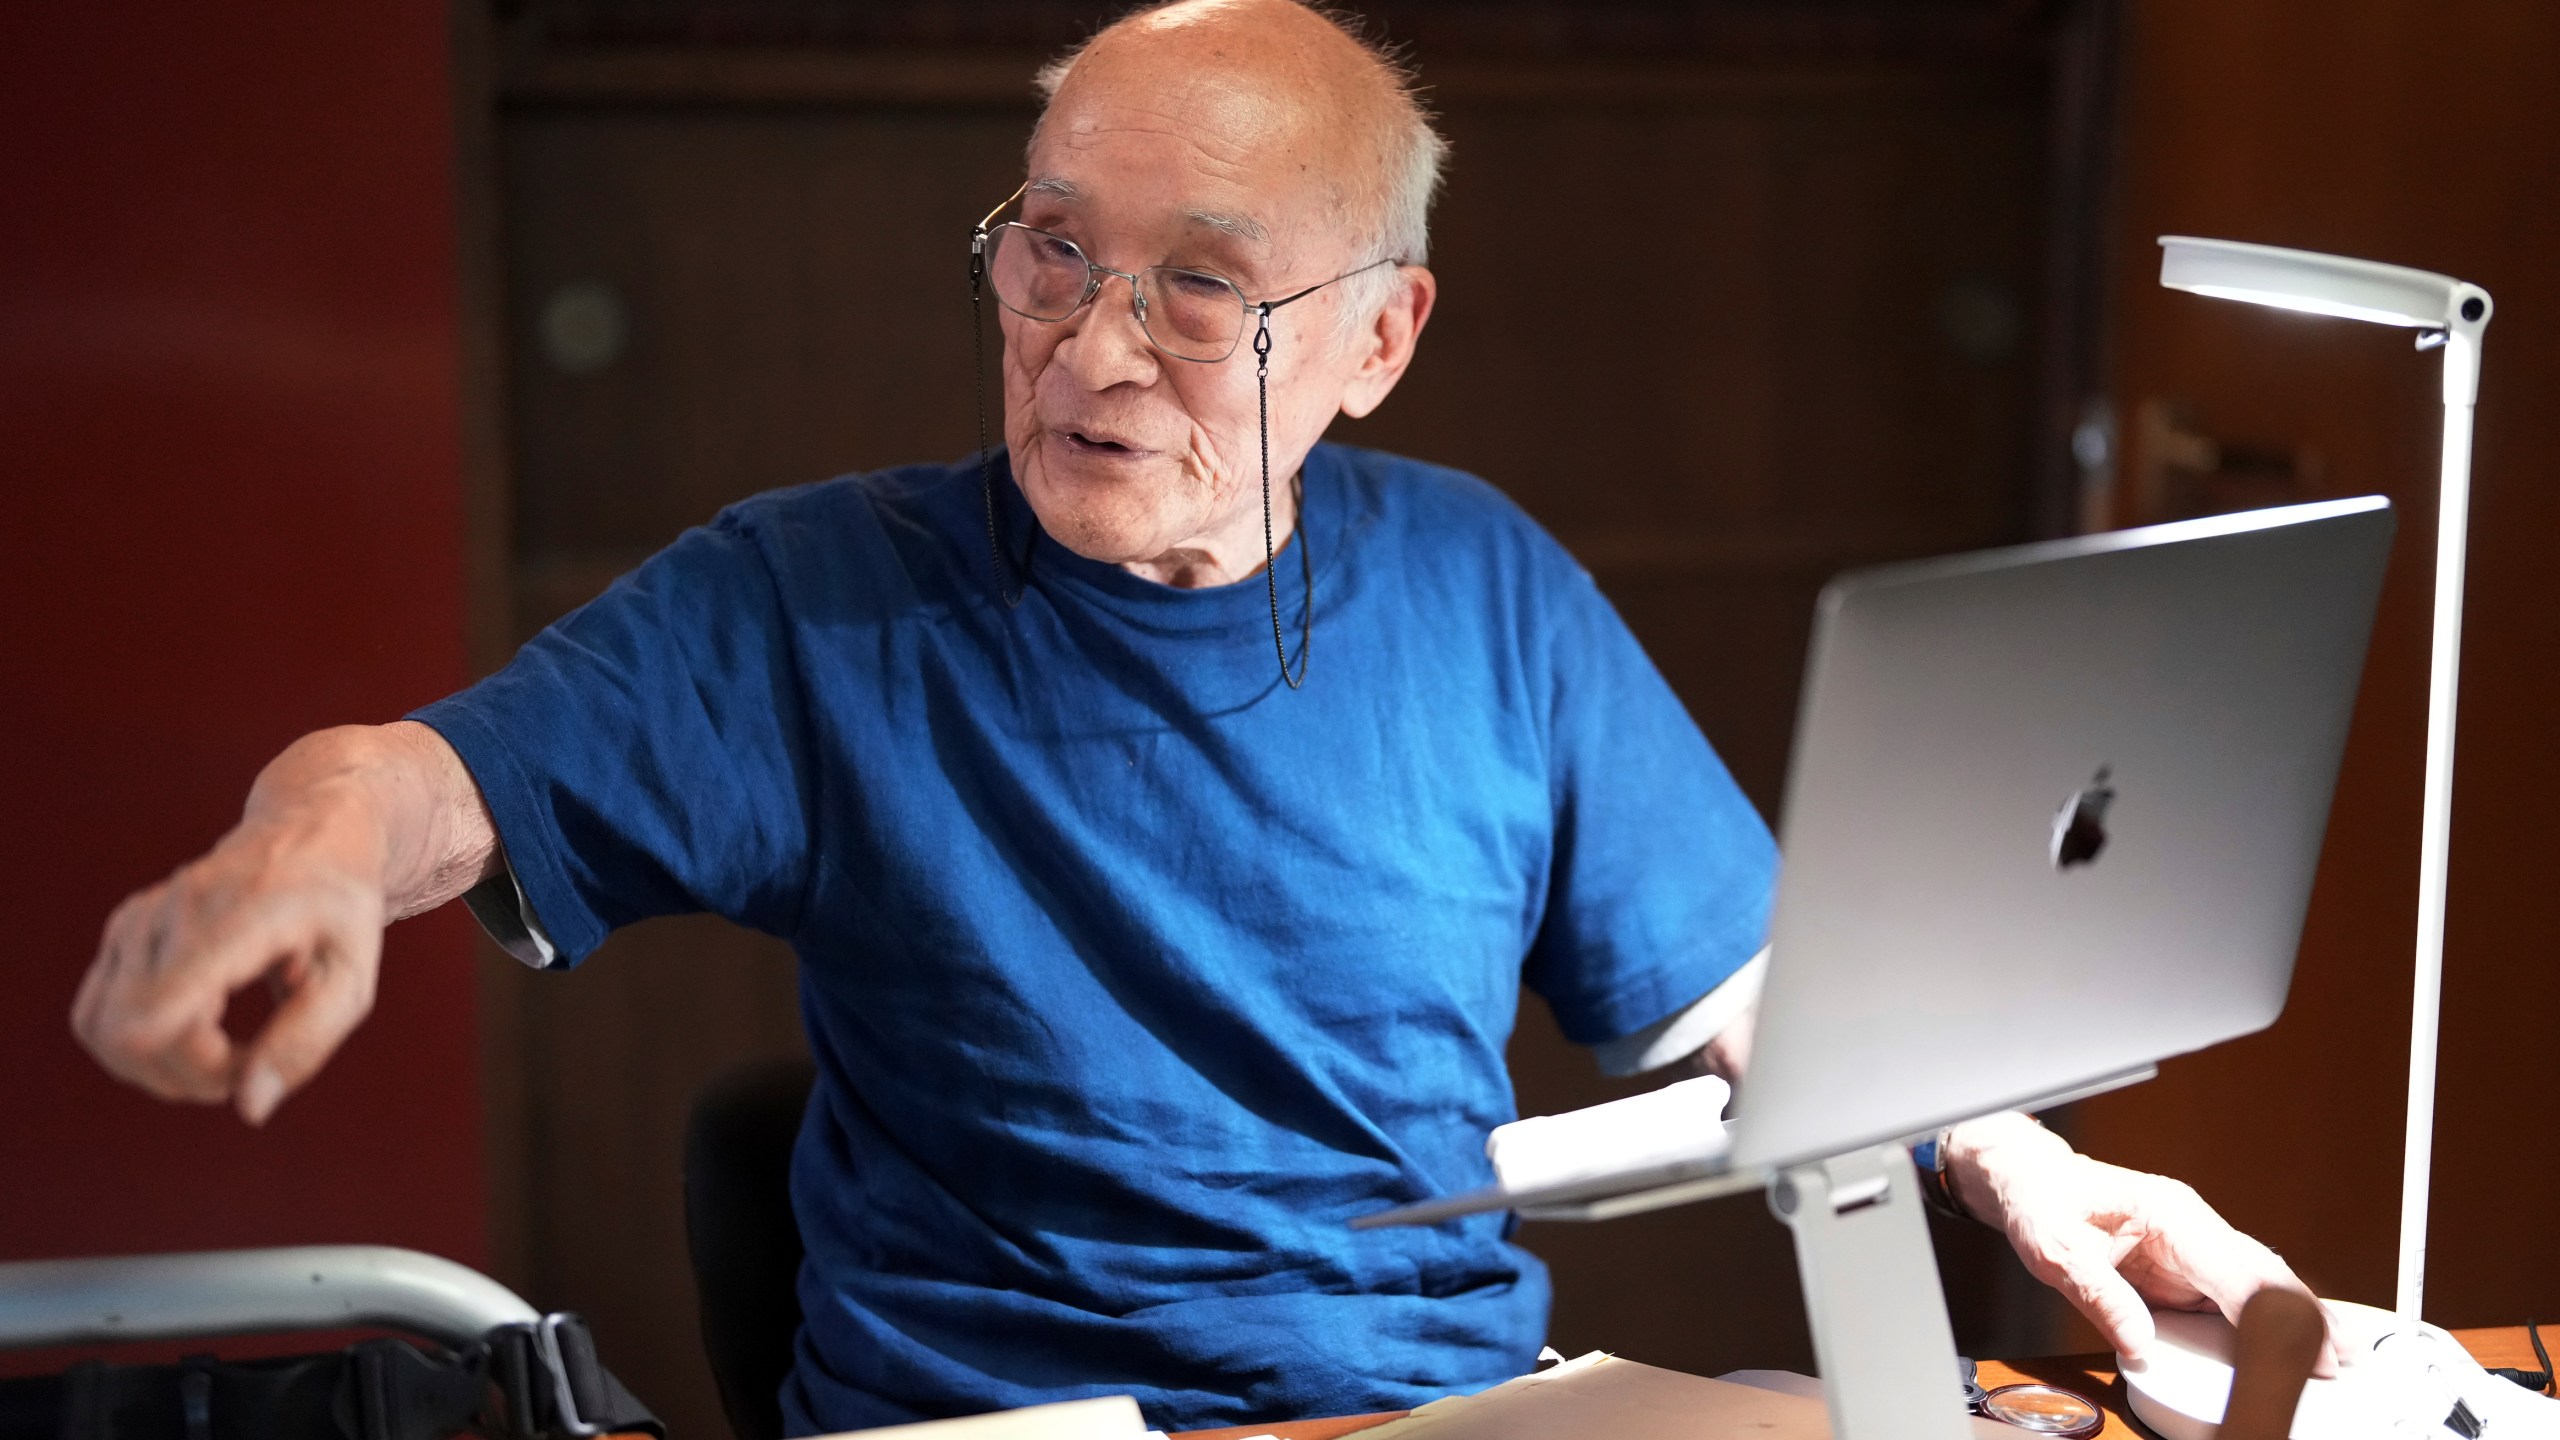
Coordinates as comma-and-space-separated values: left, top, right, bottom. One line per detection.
70, 722, 497, 1126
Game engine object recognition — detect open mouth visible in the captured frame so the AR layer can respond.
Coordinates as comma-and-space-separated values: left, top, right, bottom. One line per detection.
1060, 428, 1146, 458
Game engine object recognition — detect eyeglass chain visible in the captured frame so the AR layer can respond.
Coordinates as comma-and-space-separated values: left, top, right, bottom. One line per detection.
1253, 308, 1312, 690
971, 232, 1028, 609
970, 229, 1313, 690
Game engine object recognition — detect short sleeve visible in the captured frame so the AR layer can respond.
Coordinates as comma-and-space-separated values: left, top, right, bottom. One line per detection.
1523, 563, 1778, 1046
409, 512, 819, 967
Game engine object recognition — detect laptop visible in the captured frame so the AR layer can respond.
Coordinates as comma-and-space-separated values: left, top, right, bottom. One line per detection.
1359, 496, 2395, 1229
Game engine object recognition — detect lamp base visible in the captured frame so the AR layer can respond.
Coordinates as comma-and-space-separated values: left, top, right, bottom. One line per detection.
2122, 1301, 2560, 1440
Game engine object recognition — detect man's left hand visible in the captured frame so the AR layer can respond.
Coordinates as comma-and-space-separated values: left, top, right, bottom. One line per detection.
1942, 1112, 2340, 1377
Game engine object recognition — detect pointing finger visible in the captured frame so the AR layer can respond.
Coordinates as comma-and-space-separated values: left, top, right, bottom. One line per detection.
134, 897, 355, 1101
83, 889, 321, 1104
233, 928, 380, 1126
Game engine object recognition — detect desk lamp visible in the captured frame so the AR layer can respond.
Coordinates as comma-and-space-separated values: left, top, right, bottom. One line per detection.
2155, 236, 2492, 1321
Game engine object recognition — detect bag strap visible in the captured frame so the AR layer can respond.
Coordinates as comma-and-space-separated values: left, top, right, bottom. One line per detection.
347, 1337, 492, 1440
7, 1343, 477, 1440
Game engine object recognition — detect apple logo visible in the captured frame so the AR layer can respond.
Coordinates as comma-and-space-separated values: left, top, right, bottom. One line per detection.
2051, 765, 2116, 870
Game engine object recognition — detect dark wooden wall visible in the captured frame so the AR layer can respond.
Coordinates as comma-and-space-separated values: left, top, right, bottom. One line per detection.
2068, 0, 2560, 1336
461, 4, 2112, 1433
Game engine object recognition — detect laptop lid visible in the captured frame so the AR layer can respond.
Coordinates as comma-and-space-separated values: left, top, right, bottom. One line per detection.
1727, 497, 2394, 1170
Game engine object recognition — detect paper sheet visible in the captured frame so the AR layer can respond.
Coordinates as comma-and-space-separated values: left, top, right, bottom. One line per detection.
1356, 1352, 2017, 1440
808, 1395, 1148, 1439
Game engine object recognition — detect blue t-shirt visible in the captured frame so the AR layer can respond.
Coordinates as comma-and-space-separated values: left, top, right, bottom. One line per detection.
413, 443, 1775, 1434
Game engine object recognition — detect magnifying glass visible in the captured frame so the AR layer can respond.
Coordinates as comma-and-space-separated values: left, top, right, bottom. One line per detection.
1980, 1381, 2107, 1438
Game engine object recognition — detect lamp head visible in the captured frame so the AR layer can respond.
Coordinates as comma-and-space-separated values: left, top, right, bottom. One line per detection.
2159, 237, 2487, 329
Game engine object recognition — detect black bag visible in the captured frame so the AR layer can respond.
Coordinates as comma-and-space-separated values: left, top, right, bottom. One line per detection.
0, 1313, 661, 1440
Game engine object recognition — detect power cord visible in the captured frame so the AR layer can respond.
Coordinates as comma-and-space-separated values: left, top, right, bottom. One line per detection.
2485, 1317, 2553, 1396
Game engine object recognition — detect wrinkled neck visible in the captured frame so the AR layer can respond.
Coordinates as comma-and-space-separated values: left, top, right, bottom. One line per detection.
1115, 470, 1300, 589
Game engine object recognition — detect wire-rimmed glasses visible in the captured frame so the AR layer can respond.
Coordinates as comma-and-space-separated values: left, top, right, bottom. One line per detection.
983, 223, 1261, 363
972, 183, 1393, 363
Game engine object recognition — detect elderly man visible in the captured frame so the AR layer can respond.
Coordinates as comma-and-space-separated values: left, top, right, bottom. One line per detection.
73, 1, 2324, 1433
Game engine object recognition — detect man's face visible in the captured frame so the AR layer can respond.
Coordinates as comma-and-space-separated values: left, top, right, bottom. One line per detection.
1003, 62, 1379, 573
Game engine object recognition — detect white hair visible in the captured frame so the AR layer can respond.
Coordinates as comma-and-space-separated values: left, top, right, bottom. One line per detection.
1030, 2, 1449, 332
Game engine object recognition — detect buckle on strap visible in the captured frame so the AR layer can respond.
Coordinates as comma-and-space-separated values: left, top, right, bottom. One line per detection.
487, 1313, 611, 1438
532, 1313, 611, 1438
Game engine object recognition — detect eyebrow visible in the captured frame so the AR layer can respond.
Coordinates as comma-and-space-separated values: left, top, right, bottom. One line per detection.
1023, 175, 1269, 246
1185, 208, 1268, 245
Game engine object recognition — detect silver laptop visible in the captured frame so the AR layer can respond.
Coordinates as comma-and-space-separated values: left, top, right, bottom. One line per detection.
1361, 496, 2394, 1229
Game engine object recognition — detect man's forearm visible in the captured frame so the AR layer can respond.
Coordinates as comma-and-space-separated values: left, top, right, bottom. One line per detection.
241, 721, 499, 920
1941, 1110, 2070, 1219
1672, 1017, 1752, 1085
77, 719, 504, 1121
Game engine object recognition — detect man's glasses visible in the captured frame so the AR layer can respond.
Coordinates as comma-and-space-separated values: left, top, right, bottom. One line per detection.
967, 181, 1401, 690
972, 183, 1393, 364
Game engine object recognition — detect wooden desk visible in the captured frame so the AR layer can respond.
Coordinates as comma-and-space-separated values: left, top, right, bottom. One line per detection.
1178, 1417, 1406, 1440
1172, 1327, 2551, 1440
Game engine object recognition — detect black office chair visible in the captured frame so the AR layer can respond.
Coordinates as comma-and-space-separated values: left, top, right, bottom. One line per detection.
683, 1055, 817, 1440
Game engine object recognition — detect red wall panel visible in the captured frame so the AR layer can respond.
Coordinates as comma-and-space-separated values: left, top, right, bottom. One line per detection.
0, 1, 484, 1278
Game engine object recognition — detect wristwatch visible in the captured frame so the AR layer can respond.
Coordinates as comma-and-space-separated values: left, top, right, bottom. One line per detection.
1911, 1126, 1967, 1219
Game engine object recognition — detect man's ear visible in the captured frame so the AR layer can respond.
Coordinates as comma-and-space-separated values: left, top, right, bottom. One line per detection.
1338, 265, 1437, 420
